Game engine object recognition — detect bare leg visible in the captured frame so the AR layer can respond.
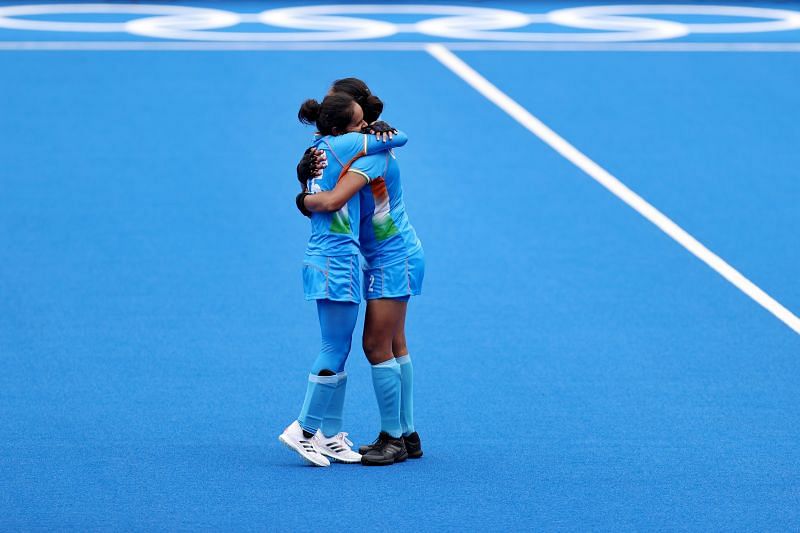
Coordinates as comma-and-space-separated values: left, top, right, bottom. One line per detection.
392, 306, 408, 358
363, 298, 407, 364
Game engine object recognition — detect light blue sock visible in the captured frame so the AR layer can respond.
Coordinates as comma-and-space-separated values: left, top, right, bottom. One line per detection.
297, 373, 339, 435
320, 372, 347, 438
396, 355, 415, 436
370, 359, 402, 438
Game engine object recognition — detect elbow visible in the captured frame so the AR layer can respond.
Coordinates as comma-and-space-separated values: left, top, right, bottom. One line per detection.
393, 131, 408, 147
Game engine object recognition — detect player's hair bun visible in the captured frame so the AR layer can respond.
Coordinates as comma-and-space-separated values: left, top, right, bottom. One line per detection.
298, 99, 321, 125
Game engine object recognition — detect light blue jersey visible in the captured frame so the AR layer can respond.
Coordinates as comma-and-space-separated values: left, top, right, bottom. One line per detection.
353, 146, 422, 269
304, 131, 408, 258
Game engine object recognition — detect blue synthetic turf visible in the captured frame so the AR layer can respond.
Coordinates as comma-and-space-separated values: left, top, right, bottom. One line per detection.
1, 2, 799, 530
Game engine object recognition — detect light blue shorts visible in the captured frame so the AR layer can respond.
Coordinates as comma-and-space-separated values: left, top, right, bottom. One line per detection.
303, 254, 362, 303
363, 247, 425, 300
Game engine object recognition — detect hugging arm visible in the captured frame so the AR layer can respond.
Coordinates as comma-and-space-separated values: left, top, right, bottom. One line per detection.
295, 129, 402, 216
303, 171, 369, 213
297, 129, 408, 187
363, 120, 399, 142
363, 129, 407, 155
294, 126, 405, 187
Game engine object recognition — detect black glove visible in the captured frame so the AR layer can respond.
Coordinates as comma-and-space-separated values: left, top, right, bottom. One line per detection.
362, 120, 397, 135
297, 147, 326, 189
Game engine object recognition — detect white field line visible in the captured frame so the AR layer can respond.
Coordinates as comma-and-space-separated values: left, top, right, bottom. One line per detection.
1, 41, 800, 52
425, 43, 800, 335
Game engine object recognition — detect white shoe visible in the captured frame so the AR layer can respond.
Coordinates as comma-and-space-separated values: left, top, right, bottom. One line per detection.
279, 421, 330, 467
314, 430, 362, 464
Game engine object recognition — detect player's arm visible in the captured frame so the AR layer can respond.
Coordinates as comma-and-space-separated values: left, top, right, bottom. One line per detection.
303, 171, 369, 213
363, 129, 407, 155
363, 120, 398, 142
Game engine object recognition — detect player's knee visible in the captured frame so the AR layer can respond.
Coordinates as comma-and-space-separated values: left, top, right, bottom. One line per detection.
362, 334, 387, 360
362, 335, 376, 358
392, 338, 408, 356
311, 352, 343, 375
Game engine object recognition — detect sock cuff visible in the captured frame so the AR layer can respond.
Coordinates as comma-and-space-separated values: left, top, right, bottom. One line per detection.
395, 354, 411, 365
372, 358, 399, 369
308, 373, 339, 385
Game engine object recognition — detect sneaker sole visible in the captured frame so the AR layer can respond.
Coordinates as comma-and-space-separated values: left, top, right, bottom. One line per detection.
278, 434, 329, 467
361, 457, 393, 466
361, 450, 408, 466
407, 450, 423, 459
319, 450, 362, 464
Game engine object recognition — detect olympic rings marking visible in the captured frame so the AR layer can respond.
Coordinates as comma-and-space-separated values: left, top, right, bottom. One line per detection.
129, 6, 398, 42
0, 4, 798, 42
548, 5, 800, 36
0, 4, 233, 33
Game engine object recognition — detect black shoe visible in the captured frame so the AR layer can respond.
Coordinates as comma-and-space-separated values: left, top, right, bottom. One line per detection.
360, 432, 408, 466
358, 433, 388, 455
403, 432, 423, 459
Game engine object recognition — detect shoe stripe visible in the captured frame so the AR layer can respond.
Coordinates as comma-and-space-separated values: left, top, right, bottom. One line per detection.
280, 436, 328, 466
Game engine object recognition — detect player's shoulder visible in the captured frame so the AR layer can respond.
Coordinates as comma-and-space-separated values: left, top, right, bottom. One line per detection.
353, 152, 386, 166
323, 132, 365, 157
350, 151, 387, 178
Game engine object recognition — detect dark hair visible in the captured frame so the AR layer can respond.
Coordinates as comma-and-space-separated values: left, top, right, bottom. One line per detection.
298, 93, 357, 136
331, 77, 383, 124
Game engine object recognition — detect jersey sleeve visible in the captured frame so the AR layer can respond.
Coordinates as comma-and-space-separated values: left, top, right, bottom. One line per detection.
324, 131, 408, 174
363, 130, 408, 155
348, 153, 387, 183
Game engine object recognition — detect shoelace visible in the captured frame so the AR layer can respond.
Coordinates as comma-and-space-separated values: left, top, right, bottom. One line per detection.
337, 432, 354, 447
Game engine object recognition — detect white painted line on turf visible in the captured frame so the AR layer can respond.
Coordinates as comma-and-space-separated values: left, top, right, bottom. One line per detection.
1, 41, 800, 52
444, 42, 800, 52
425, 43, 800, 335
0, 41, 425, 51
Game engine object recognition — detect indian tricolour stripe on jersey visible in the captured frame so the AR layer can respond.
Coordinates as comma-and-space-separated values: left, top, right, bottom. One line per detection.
309, 174, 351, 235
330, 204, 351, 234
369, 178, 399, 241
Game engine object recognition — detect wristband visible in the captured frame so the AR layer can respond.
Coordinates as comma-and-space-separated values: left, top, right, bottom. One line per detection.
296, 192, 312, 218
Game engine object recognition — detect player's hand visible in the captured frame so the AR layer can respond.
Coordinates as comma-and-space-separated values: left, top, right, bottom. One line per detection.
363, 120, 397, 142
297, 147, 327, 188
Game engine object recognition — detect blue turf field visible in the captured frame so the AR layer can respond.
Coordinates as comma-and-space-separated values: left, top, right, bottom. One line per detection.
1, 2, 799, 530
